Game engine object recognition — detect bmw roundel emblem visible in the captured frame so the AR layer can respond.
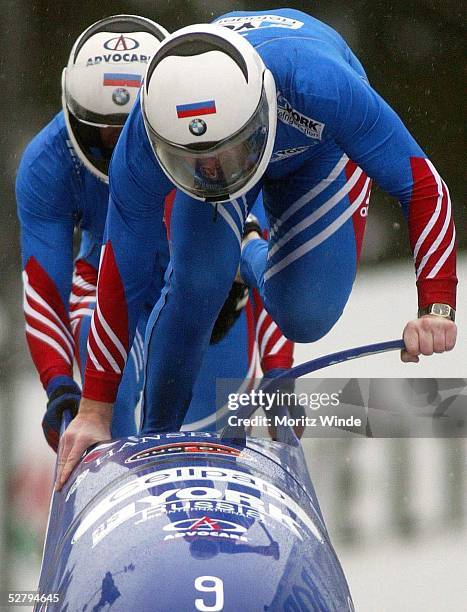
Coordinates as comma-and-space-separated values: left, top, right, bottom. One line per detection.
112, 87, 130, 106
189, 118, 207, 136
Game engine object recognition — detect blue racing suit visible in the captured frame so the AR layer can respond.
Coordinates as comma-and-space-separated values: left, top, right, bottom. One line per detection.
82, 9, 456, 432
16, 112, 292, 437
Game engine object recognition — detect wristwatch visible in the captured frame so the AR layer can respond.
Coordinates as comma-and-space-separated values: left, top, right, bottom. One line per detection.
418, 303, 456, 322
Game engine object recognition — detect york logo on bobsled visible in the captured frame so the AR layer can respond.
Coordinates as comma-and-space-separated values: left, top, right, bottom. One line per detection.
72, 466, 325, 547
125, 442, 241, 463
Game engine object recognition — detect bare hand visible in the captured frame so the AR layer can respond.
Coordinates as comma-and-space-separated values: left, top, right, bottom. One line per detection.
55, 399, 113, 491
401, 315, 457, 363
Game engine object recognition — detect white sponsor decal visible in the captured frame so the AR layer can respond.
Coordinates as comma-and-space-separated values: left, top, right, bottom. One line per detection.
81, 433, 219, 466
271, 146, 311, 163
65, 469, 89, 502
164, 531, 247, 543
72, 466, 324, 546
162, 516, 248, 542
86, 53, 151, 66
277, 93, 325, 139
216, 15, 304, 33
90, 487, 299, 547
82, 440, 119, 466
164, 516, 246, 533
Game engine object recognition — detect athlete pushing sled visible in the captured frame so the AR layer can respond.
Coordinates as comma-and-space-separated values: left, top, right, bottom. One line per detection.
17, 15, 293, 452
58, 8, 457, 489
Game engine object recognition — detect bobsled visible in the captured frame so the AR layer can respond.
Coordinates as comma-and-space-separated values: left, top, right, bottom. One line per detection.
36, 341, 405, 610
37, 429, 353, 611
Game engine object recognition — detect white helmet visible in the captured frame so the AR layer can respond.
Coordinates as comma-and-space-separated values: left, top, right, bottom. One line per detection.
141, 24, 277, 202
62, 15, 169, 182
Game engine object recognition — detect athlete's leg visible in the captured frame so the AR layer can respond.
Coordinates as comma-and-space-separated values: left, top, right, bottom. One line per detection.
141, 188, 260, 433
181, 306, 253, 431
240, 149, 371, 342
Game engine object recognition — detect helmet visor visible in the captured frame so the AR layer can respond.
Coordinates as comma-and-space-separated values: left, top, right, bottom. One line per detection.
149, 88, 269, 201
68, 113, 122, 177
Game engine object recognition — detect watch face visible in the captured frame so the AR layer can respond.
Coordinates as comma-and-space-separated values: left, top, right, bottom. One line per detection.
432, 304, 450, 317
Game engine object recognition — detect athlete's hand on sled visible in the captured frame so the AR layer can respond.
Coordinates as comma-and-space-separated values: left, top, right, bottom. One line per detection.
55, 399, 112, 491
401, 316, 457, 363
44, 376, 81, 452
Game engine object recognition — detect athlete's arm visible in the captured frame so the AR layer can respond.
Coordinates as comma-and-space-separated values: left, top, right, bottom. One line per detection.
297, 54, 457, 360
16, 133, 82, 450
16, 139, 76, 388
57, 102, 172, 489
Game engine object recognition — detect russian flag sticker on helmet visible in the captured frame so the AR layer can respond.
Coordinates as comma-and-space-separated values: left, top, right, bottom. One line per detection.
142, 24, 277, 203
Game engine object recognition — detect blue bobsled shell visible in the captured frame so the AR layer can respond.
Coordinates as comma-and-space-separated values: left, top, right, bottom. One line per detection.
37, 432, 353, 611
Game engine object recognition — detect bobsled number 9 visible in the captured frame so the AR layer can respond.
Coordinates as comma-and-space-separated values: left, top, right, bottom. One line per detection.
37, 433, 353, 611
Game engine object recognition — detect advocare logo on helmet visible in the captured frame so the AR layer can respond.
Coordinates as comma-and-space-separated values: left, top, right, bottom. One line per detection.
87, 53, 151, 66
189, 118, 207, 136
103, 35, 140, 51
112, 87, 130, 106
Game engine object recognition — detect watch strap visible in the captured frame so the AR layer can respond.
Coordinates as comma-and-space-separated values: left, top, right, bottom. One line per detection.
418, 303, 455, 322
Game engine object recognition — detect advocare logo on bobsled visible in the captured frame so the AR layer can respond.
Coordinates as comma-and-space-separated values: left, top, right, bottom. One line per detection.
104, 35, 140, 51
163, 516, 248, 542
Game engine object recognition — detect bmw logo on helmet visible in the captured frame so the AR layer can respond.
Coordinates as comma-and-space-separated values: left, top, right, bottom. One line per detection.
189, 118, 207, 136
112, 87, 130, 106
